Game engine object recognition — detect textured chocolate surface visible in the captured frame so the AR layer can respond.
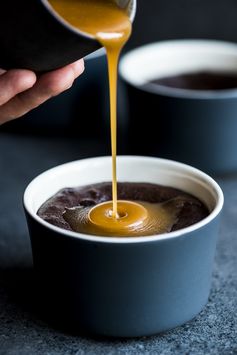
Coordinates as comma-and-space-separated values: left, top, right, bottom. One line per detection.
37, 182, 209, 234
150, 71, 237, 91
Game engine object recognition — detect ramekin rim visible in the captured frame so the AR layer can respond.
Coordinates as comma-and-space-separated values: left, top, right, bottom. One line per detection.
120, 39, 237, 100
23, 156, 224, 244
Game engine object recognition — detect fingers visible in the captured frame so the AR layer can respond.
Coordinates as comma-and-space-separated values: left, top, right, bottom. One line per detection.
0, 59, 84, 124
69, 59, 85, 78
0, 69, 37, 106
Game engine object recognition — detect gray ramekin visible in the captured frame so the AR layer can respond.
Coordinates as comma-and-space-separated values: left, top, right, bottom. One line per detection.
23, 156, 224, 337
120, 40, 237, 173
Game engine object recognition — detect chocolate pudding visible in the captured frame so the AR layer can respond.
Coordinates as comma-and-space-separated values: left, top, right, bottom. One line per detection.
37, 182, 209, 237
149, 71, 237, 91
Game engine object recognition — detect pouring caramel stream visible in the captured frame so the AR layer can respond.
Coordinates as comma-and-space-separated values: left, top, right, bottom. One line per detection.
49, 0, 131, 214
48, 0, 178, 236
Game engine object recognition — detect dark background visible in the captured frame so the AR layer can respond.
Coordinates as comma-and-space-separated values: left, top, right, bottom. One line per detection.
130, 0, 237, 47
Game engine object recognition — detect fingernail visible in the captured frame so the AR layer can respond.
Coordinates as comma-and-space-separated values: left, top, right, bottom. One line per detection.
73, 59, 85, 77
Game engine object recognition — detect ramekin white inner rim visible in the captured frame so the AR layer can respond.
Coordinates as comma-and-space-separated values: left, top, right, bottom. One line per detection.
120, 40, 237, 98
23, 156, 224, 244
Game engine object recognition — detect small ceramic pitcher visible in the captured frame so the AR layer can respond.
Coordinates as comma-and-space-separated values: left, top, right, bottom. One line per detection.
0, 0, 136, 72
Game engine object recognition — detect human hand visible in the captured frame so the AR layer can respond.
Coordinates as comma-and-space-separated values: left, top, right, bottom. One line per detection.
0, 59, 85, 124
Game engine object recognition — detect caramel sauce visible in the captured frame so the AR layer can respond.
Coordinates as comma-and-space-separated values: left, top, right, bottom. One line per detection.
48, 0, 179, 236
63, 199, 183, 237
